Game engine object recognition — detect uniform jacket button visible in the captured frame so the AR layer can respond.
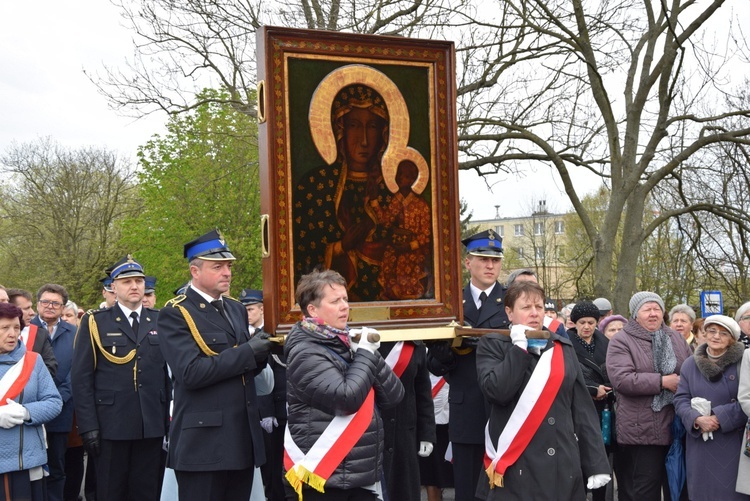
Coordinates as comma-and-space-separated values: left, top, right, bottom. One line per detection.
548, 417, 555, 425
547, 448, 555, 456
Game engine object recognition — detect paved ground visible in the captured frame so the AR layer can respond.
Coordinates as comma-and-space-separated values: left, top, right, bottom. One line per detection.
420, 487, 455, 500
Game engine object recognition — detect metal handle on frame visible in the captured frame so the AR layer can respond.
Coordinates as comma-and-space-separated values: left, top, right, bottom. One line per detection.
261, 214, 270, 258
257, 80, 266, 124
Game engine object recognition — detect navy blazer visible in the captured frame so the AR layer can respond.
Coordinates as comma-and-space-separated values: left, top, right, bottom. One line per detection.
462, 282, 509, 330
427, 282, 510, 444
31, 316, 76, 432
72, 304, 169, 440
157, 287, 266, 471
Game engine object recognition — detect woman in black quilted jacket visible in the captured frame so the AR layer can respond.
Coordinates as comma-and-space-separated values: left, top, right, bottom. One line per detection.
283, 269, 404, 500
567, 300, 615, 501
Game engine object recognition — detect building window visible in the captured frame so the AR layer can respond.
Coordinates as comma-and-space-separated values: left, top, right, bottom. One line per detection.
495, 225, 504, 237
555, 221, 564, 234
535, 247, 545, 259
514, 224, 524, 236
534, 222, 544, 235
515, 247, 524, 258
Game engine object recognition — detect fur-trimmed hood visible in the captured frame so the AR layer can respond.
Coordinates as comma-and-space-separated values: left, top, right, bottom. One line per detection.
693, 342, 745, 382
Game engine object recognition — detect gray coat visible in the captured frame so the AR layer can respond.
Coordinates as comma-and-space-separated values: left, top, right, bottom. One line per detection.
475, 333, 609, 500
674, 342, 749, 501
606, 320, 691, 446
735, 349, 750, 496
284, 321, 404, 490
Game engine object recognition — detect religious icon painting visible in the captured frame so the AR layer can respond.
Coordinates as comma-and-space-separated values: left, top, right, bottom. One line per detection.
257, 26, 461, 334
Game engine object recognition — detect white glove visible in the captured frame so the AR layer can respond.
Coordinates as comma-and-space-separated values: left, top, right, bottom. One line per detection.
0, 399, 28, 429
587, 474, 611, 490
510, 324, 532, 351
260, 417, 278, 433
353, 327, 381, 354
418, 441, 434, 457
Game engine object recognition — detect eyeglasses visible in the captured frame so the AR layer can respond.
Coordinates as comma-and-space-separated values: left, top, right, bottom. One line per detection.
740, 316, 750, 322
38, 299, 63, 308
704, 328, 730, 338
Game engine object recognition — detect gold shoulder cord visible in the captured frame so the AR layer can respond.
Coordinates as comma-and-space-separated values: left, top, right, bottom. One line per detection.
174, 304, 218, 356
88, 314, 139, 391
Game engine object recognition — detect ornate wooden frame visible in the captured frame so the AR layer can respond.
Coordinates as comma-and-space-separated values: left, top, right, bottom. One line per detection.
257, 26, 461, 334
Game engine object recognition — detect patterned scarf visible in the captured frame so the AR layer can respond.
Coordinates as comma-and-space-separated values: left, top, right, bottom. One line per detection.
573, 332, 596, 355
301, 317, 351, 348
651, 328, 677, 412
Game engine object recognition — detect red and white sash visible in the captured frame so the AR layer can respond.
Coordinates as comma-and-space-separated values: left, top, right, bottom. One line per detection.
383, 341, 414, 378
431, 376, 446, 399
24, 324, 39, 351
284, 390, 374, 498
0, 351, 38, 406
543, 316, 563, 334
483, 341, 565, 488
284, 341, 414, 498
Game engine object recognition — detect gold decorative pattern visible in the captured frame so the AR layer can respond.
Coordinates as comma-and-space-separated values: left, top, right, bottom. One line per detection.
266, 31, 455, 327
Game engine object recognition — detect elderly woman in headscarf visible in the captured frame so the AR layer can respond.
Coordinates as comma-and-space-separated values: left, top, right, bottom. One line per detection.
606, 292, 692, 501
293, 84, 395, 301
674, 315, 748, 500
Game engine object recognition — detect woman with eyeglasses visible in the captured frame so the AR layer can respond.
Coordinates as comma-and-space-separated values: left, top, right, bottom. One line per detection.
674, 315, 749, 500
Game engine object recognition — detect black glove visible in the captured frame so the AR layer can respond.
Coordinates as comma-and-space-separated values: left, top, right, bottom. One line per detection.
82, 430, 100, 457
428, 341, 454, 364
248, 332, 273, 364
461, 336, 480, 349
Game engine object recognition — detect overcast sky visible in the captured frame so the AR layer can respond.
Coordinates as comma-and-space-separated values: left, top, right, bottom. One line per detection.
2, 1, 745, 221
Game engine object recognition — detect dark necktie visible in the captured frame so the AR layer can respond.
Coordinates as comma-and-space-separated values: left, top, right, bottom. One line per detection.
130, 312, 140, 337
211, 300, 227, 321
479, 291, 488, 308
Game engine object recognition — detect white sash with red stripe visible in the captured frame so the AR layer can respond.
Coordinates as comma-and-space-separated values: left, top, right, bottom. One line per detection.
483, 341, 565, 488
284, 388, 375, 498
284, 341, 413, 498
383, 341, 414, 377
431, 376, 446, 399
0, 350, 39, 406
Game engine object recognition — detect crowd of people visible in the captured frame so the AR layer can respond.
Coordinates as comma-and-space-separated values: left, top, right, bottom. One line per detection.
3, 226, 750, 501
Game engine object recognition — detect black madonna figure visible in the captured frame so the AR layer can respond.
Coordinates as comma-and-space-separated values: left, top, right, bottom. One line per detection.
294, 83, 396, 302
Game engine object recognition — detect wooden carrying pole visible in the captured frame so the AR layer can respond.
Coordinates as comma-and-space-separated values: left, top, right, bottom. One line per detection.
269, 325, 549, 345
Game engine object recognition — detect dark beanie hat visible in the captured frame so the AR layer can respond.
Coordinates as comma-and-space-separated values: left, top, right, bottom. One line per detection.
570, 301, 601, 324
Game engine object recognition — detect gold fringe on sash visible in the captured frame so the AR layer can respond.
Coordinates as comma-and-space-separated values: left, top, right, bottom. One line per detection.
285, 466, 327, 500
486, 464, 504, 489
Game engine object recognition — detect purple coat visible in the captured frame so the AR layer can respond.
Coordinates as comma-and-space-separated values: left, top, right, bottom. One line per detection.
606, 320, 691, 446
674, 342, 750, 501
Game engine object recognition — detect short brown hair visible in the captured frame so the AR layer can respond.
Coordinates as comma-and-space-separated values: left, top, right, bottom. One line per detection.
36, 284, 69, 305
6, 288, 32, 304
295, 269, 347, 315
504, 281, 545, 311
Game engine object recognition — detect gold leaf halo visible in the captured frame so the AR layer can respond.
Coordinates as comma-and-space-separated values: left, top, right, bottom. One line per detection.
308, 64, 429, 195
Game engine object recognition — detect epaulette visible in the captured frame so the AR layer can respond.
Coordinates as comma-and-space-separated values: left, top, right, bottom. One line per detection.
89, 308, 108, 315
223, 295, 242, 304
164, 295, 187, 307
